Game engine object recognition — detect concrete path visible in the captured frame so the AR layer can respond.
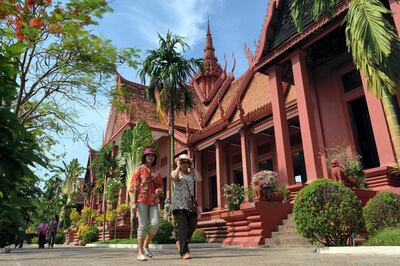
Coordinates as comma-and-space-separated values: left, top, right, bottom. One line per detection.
1, 245, 399, 265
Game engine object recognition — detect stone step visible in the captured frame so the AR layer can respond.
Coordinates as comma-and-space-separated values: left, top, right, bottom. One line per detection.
282, 219, 296, 226
271, 230, 301, 237
265, 237, 310, 247
277, 223, 297, 231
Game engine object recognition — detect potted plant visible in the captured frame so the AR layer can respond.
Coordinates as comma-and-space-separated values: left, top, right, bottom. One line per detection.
328, 145, 367, 188
279, 186, 290, 203
223, 184, 244, 211
251, 170, 282, 202
116, 203, 130, 224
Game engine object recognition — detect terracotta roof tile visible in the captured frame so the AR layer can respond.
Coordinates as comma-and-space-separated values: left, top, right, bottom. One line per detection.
241, 72, 270, 115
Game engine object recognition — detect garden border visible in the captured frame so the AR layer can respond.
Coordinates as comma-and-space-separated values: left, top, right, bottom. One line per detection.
316, 246, 400, 255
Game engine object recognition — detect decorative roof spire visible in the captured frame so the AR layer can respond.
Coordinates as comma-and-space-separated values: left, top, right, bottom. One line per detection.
203, 19, 218, 66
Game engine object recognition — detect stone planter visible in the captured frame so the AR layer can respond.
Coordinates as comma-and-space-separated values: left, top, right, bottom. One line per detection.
352, 188, 377, 206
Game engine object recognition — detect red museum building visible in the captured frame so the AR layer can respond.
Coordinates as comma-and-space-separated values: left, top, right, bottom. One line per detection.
78, 0, 400, 246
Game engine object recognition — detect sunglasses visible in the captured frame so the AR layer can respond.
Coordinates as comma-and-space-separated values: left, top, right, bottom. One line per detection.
180, 161, 191, 165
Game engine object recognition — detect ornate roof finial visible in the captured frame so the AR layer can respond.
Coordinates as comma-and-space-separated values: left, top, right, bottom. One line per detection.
207, 17, 211, 35
204, 19, 216, 59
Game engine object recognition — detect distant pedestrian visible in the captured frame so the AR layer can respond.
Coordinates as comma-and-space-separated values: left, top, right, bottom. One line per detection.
37, 218, 49, 249
47, 215, 59, 248
170, 154, 202, 259
14, 225, 25, 249
129, 148, 163, 261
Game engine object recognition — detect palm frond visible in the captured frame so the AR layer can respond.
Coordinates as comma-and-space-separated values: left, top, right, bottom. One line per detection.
291, 0, 340, 32
346, 0, 400, 97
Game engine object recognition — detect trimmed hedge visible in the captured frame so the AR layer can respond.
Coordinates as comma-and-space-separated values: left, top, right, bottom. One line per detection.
82, 226, 99, 244
364, 227, 400, 246
152, 219, 174, 244
294, 179, 363, 246
190, 229, 207, 243
55, 232, 65, 244
363, 192, 400, 234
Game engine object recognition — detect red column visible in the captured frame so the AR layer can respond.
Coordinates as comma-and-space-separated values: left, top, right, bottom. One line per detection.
360, 76, 396, 165
194, 150, 203, 211
215, 141, 227, 209
268, 65, 295, 185
291, 50, 323, 181
248, 134, 257, 177
240, 128, 251, 190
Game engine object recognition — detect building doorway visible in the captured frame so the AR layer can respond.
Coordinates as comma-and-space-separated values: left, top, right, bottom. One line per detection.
232, 169, 243, 186
348, 97, 379, 169
293, 151, 307, 183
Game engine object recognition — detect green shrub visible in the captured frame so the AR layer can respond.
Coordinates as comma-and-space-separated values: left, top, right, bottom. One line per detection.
364, 227, 400, 246
190, 229, 207, 243
152, 219, 174, 244
31, 237, 39, 244
55, 232, 65, 244
82, 228, 99, 244
293, 179, 363, 246
363, 192, 400, 234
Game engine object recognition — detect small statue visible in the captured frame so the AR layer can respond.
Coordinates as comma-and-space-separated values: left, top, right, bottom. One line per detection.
163, 198, 172, 222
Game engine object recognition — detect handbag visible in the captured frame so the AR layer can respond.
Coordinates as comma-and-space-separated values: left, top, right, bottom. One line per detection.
183, 176, 198, 215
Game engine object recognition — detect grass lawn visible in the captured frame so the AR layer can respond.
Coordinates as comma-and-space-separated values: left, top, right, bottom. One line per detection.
95, 239, 138, 244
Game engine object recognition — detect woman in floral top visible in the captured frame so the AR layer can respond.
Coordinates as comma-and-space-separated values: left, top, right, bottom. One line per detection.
129, 148, 163, 261
170, 154, 202, 260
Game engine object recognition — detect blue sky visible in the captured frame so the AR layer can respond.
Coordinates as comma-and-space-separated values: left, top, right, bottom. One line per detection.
52, 0, 270, 172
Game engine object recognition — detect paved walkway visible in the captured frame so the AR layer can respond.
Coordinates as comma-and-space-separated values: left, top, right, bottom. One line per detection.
1, 245, 399, 266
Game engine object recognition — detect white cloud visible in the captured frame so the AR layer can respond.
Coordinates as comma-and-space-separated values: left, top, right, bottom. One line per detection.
116, 0, 223, 47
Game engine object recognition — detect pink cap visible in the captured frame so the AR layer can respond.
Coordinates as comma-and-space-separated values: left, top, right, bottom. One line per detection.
143, 148, 156, 156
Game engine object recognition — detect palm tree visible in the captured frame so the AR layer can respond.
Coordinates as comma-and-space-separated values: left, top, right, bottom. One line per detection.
90, 144, 118, 241
62, 159, 84, 207
291, 0, 400, 163
139, 32, 203, 194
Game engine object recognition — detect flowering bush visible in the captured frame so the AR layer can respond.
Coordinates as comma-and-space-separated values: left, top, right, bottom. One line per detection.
252, 170, 278, 193
223, 184, 244, 211
116, 203, 129, 215
70, 210, 81, 227
77, 224, 90, 240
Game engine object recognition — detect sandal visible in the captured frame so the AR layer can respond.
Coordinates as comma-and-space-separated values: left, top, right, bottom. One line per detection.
137, 254, 147, 261
144, 248, 153, 258
182, 252, 192, 259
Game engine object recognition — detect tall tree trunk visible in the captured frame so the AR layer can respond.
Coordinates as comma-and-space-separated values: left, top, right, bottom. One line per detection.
169, 101, 177, 239
102, 177, 107, 241
169, 103, 175, 198
114, 221, 116, 239
382, 88, 400, 163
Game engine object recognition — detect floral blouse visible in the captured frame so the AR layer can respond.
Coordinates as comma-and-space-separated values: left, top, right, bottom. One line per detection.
172, 171, 195, 211
129, 164, 162, 206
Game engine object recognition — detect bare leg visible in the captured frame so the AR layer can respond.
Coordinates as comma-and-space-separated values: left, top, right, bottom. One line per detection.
143, 233, 154, 249
137, 237, 145, 256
